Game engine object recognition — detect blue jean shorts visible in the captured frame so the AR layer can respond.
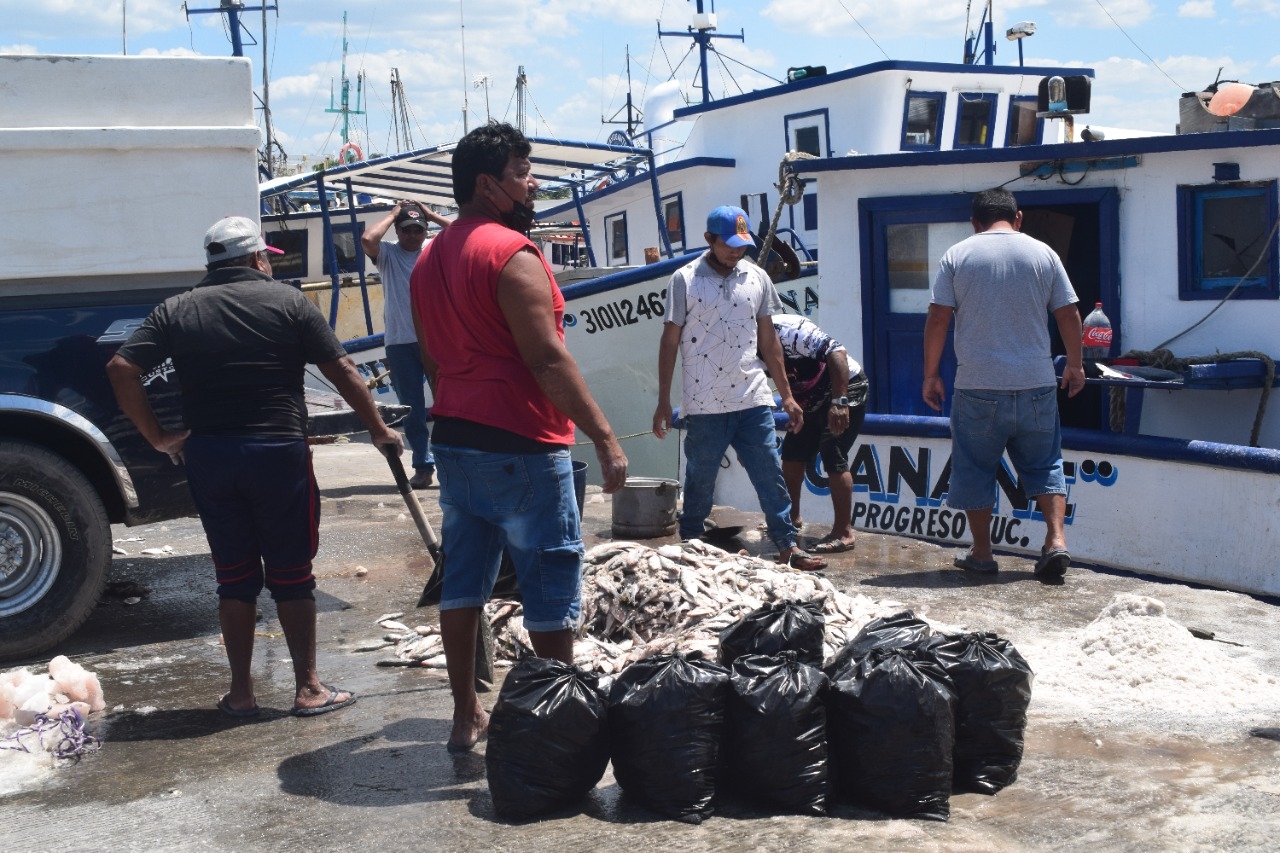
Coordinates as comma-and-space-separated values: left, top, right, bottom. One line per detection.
947, 386, 1066, 511
432, 444, 582, 632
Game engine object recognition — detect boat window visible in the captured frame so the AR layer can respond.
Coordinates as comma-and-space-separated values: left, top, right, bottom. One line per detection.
605, 212, 629, 265
954, 93, 997, 148
886, 221, 973, 313
901, 92, 945, 150
322, 223, 365, 276
1006, 96, 1042, 146
785, 109, 829, 158
264, 229, 307, 280
1177, 182, 1278, 300
663, 193, 685, 253
802, 193, 818, 232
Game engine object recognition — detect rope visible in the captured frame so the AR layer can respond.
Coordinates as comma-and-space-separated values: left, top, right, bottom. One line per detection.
758, 151, 817, 271
1107, 349, 1275, 447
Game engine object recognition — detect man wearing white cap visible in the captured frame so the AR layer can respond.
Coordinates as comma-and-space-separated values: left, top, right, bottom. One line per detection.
107, 216, 403, 719
652, 205, 824, 571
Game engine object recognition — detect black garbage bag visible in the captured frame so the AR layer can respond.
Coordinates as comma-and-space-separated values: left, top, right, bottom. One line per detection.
719, 599, 826, 668
825, 610, 932, 676
922, 632, 1033, 794
486, 656, 610, 821
827, 646, 956, 821
725, 652, 830, 815
608, 652, 731, 823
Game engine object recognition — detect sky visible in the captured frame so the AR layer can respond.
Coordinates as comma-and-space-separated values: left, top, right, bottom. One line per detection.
4, 0, 1279, 170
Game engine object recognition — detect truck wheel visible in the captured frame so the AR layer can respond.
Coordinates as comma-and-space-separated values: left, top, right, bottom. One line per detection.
0, 441, 110, 661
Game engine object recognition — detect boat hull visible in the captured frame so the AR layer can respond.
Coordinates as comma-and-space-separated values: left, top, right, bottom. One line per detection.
695, 413, 1280, 597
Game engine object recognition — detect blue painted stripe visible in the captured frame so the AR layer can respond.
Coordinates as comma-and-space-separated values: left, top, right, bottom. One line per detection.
857, 414, 1280, 474
342, 332, 385, 354
673, 61, 1095, 119
540, 156, 737, 219
796, 127, 1280, 174
560, 252, 703, 300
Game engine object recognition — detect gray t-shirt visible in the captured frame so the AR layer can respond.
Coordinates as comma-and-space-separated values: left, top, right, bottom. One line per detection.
932, 230, 1077, 390
378, 239, 423, 345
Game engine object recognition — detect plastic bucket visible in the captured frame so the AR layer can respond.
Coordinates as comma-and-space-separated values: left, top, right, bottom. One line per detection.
611, 477, 680, 539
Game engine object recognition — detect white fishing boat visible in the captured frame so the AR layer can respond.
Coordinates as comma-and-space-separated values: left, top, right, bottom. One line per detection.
550, 6, 1280, 597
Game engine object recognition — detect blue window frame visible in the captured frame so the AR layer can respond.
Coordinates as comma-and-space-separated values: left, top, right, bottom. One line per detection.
1177, 181, 1278, 300
901, 91, 945, 150
785, 108, 830, 157
954, 92, 997, 148
662, 192, 685, 253
605, 212, 629, 265
322, 222, 364, 276
1005, 95, 1043, 146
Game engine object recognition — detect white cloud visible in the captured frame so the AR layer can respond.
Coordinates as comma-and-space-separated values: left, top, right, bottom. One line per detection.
1053, 0, 1155, 29
1233, 0, 1280, 15
1, 43, 38, 54
1178, 1, 1217, 16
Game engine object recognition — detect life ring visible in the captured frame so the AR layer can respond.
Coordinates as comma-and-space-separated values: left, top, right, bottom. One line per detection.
339, 142, 364, 164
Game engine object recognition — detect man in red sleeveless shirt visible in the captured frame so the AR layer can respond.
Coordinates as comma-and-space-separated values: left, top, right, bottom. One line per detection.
410, 123, 627, 752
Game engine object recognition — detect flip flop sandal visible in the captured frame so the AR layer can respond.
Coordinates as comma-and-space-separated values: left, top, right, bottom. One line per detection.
811, 538, 856, 555
217, 693, 261, 718
1035, 548, 1071, 578
291, 684, 357, 717
781, 548, 827, 571
953, 549, 999, 574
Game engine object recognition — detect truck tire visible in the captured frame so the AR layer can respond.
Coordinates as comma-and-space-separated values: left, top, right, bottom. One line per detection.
0, 441, 111, 661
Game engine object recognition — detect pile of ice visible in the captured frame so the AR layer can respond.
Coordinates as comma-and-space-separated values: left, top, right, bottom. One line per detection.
1, 656, 105, 725
1023, 593, 1280, 737
1, 657, 105, 793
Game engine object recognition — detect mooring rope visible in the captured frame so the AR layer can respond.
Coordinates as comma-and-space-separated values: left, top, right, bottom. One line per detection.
1108, 348, 1275, 447
757, 151, 818, 271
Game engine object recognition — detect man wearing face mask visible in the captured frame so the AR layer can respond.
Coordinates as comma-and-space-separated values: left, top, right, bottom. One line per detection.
409, 122, 628, 752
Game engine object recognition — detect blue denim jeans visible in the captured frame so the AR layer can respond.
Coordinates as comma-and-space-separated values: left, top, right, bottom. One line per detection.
433, 445, 582, 632
947, 386, 1066, 510
384, 342, 433, 473
681, 405, 796, 550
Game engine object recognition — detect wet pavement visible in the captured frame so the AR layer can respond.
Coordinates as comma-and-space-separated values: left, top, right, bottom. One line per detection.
3, 438, 1279, 851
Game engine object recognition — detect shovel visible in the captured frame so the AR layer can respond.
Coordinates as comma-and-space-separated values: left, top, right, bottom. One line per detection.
381, 444, 441, 564
382, 445, 494, 686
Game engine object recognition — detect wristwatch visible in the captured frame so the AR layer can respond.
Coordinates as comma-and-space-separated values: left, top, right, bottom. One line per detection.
832, 396, 850, 408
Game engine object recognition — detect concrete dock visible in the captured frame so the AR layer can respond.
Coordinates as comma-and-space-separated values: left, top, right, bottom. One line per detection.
2, 438, 1278, 852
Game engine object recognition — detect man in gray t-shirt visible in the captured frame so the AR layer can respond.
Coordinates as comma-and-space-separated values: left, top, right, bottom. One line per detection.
361, 200, 451, 488
923, 188, 1085, 580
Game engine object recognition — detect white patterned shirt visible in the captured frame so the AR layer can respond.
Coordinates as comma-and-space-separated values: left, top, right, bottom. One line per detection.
666, 252, 782, 416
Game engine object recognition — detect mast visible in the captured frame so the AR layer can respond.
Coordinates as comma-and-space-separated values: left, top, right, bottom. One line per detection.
515, 66, 528, 133
657, 0, 743, 105
185, 1, 281, 177
391, 68, 415, 152
325, 12, 366, 158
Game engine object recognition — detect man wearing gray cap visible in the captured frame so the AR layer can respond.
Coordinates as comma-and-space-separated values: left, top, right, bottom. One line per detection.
107, 215, 404, 719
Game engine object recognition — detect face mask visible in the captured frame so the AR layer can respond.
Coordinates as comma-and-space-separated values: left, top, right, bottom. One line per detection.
491, 178, 537, 234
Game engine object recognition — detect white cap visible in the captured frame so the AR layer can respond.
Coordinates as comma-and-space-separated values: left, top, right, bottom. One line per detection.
203, 216, 283, 264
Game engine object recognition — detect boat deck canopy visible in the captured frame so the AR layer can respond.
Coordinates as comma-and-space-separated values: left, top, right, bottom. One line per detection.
259, 137, 653, 209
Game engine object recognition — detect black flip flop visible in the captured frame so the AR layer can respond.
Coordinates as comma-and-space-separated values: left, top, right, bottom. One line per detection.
217, 693, 261, 718
291, 685, 357, 717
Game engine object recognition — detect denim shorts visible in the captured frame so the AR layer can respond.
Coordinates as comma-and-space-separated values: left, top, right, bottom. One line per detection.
947, 386, 1066, 510
432, 444, 582, 632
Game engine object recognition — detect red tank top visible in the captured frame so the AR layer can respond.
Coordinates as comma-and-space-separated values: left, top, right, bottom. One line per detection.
409, 216, 574, 444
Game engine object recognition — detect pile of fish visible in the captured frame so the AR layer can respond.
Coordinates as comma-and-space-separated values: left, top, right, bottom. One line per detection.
368, 540, 931, 674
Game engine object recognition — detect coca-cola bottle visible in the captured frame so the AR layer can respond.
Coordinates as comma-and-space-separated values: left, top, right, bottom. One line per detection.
1081, 302, 1112, 361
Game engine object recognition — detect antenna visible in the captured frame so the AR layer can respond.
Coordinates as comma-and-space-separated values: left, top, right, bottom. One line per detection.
391, 68, 416, 152
602, 47, 643, 137
657, 0, 744, 104
460, 2, 470, 133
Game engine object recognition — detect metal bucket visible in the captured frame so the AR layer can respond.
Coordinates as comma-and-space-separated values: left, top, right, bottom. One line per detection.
611, 477, 680, 539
